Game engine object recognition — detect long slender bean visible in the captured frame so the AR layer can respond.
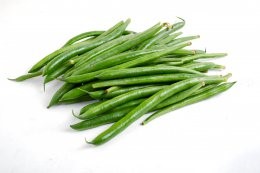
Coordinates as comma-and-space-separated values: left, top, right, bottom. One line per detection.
71, 108, 132, 131
88, 75, 230, 145
97, 66, 203, 80
143, 82, 235, 124
28, 21, 125, 73
78, 85, 167, 120
92, 73, 204, 88
9, 71, 42, 82
43, 19, 131, 75
48, 83, 75, 108
63, 31, 104, 47
71, 23, 163, 75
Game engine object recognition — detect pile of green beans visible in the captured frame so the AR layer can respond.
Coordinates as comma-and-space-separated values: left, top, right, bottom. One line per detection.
10, 18, 235, 146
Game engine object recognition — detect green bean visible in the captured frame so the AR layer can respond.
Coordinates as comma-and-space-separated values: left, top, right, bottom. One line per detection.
71, 23, 163, 75
110, 84, 218, 112
71, 108, 132, 131
79, 98, 145, 115
44, 55, 82, 83
58, 95, 93, 105
151, 57, 182, 63
47, 83, 75, 108
171, 18, 185, 31
183, 62, 225, 72
78, 85, 167, 120
64, 42, 190, 83
95, 20, 124, 38
112, 42, 191, 70
191, 84, 217, 95
43, 19, 131, 75
59, 83, 94, 102
28, 21, 125, 73
69, 48, 165, 75
88, 75, 231, 145
164, 49, 196, 56
74, 34, 135, 67
74, 83, 204, 130
62, 31, 104, 47
194, 49, 206, 54
79, 101, 105, 115
44, 63, 71, 84
136, 29, 168, 50
97, 66, 204, 80
112, 98, 146, 111
181, 53, 227, 64
92, 73, 204, 88
64, 70, 103, 83
156, 32, 183, 45
139, 28, 177, 49
63, 30, 134, 47
88, 90, 106, 99
167, 35, 200, 46
161, 61, 184, 66
153, 82, 204, 109
106, 86, 121, 93
103, 85, 151, 98
143, 82, 235, 124
9, 71, 42, 82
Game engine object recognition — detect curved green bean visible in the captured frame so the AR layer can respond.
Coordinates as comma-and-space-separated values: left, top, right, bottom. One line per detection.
44, 20, 131, 75
143, 82, 235, 124
88, 75, 230, 145
9, 71, 42, 82
28, 20, 125, 73
78, 85, 167, 120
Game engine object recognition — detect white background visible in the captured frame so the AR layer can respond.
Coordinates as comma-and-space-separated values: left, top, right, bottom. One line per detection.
1, 0, 260, 172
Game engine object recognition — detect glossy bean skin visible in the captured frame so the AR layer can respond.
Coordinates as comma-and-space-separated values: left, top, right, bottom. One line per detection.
88, 75, 230, 145
181, 53, 227, 64
63, 30, 135, 47
48, 83, 75, 108
9, 71, 42, 82
143, 82, 235, 124
44, 63, 72, 84
28, 20, 125, 73
106, 86, 121, 93
71, 23, 163, 76
112, 42, 191, 70
92, 73, 204, 88
63, 42, 190, 84
74, 34, 135, 67
150, 82, 204, 110
88, 90, 106, 99
171, 19, 185, 32
97, 66, 203, 80
59, 83, 94, 101
167, 35, 200, 46
69, 48, 164, 75
43, 20, 131, 75
74, 83, 219, 130
79, 101, 105, 115
156, 32, 182, 45
139, 28, 176, 49
71, 108, 132, 131
191, 84, 217, 95
78, 86, 167, 120
58, 95, 93, 105
63, 31, 104, 47
72, 83, 203, 130
79, 98, 145, 115
102, 85, 150, 99
182, 62, 225, 72
64, 70, 103, 83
